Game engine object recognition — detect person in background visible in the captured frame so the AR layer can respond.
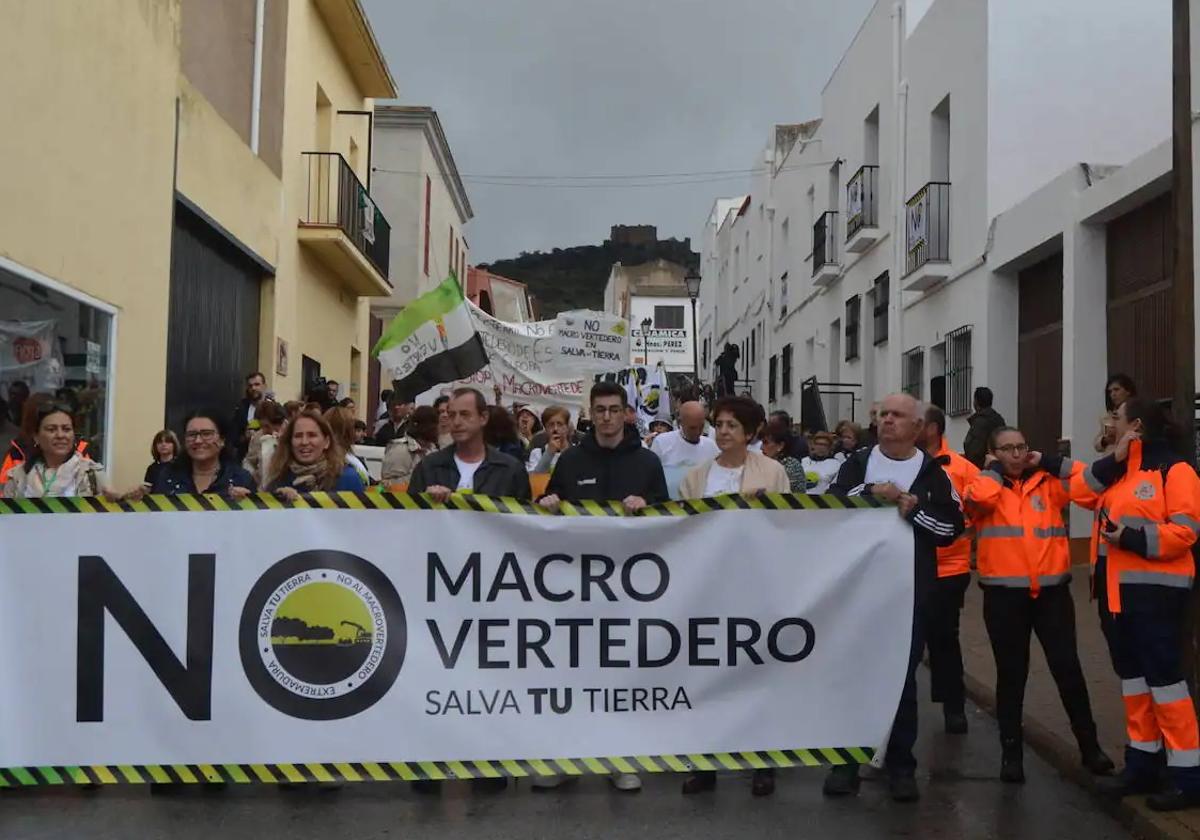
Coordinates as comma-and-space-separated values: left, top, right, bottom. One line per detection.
922, 405, 979, 736
381, 405, 439, 485
284, 401, 303, 422
1072, 398, 1200, 811
409, 388, 531, 502
433, 395, 453, 448
678, 395, 789, 796
143, 429, 180, 490
650, 400, 720, 498
3, 402, 105, 499
0, 397, 18, 462
537, 381, 668, 793
1, 393, 54, 487
515, 405, 541, 449
963, 386, 1006, 468
644, 418, 672, 447
326, 380, 340, 403
1095, 373, 1138, 454
527, 405, 575, 473
353, 420, 368, 445
231, 371, 268, 460
801, 432, 842, 495
768, 410, 808, 460
835, 421, 866, 459
265, 410, 364, 499
146, 410, 255, 498
965, 426, 1112, 784
484, 405, 526, 461
324, 406, 371, 485
761, 426, 807, 493
338, 397, 356, 413
863, 402, 881, 448
374, 397, 412, 447
623, 403, 642, 436
7, 380, 29, 426
823, 393, 964, 804
242, 400, 287, 486
375, 388, 394, 423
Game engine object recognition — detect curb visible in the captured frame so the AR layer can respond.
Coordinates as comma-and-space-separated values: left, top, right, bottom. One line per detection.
961, 670, 1200, 840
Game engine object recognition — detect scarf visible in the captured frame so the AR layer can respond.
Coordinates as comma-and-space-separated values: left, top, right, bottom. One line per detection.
287, 459, 331, 490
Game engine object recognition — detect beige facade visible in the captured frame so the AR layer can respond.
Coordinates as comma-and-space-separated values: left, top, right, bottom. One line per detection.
0, 0, 396, 488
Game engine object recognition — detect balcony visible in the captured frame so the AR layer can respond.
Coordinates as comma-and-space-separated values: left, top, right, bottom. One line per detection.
812, 210, 842, 288
903, 181, 950, 292
298, 152, 392, 297
845, 165, 881, 253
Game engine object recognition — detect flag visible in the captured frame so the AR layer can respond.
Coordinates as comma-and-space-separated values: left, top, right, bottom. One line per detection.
638, 362, 672, 423
371, 273, 489, 401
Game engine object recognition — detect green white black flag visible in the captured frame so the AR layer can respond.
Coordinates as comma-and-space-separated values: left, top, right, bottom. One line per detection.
371, 273, 489, 400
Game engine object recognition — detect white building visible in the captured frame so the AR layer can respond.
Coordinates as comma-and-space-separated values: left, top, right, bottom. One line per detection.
698, 0, 1171, 448
604, 260, 697, 375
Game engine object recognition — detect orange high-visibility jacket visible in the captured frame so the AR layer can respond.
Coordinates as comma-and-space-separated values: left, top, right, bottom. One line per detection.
933, 438, 979, 577
1069, 439, 1200, 613
964, 455, 1080, 597
0, 438, 88, 486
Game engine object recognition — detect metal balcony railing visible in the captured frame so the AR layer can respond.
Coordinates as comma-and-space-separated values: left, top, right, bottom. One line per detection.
846, 165, 879, 240
812, 211, 839, 277
905, 181, 950, 276
301, 152, 391, 280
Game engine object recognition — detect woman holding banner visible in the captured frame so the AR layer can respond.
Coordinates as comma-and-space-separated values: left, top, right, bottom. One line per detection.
144, 410, 256, 498
679, 395, 788, 797
265, 411, 364, 499
2, 401, 104, 499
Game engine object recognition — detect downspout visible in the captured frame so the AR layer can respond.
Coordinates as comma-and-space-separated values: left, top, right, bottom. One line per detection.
890, 1, 908, 394
250, 0, 266, 154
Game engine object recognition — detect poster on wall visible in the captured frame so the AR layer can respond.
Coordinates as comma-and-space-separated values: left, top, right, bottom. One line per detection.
906, 186, 929, 254
553, 310, 630, 372
847, 172, 864, 228
0, 319, 63, 392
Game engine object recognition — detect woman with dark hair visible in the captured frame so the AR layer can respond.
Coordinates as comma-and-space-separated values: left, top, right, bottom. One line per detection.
526, 405, 576, 473
324, 406, 371, 485
678, 395, 788, 797
515, 405, 542, 448
381, 405, 439, 485
265, 410, 364, 500
143, 429, 180, 490
760, 426, 806, 492
3, 402, 104, 498
243, 400, 288, 485
147, 410, 255, 497
1096, 374, 1139, 453
835, 421, 865, 459
484, 405, 526, 462
1071, 398, 1200, 810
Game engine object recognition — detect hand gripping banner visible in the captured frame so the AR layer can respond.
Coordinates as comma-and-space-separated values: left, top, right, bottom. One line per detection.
0, 492, 913, 786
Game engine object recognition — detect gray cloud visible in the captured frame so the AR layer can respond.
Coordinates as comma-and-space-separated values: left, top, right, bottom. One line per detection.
363, 0, 875, 262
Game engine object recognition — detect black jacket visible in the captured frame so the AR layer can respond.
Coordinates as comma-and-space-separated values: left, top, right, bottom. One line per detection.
409, 444, 531, 500
374, 419, 409, 447
962, 407, 1006, 468
832, 446, 965, 600
231, 398, 258, 460
150, 459, 257, 496
544, 426, 669, 504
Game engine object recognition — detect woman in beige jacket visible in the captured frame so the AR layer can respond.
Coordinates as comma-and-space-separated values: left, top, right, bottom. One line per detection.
678, 395, 788, 798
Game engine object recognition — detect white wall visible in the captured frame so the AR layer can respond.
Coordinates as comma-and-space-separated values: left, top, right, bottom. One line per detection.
630, 294, 696, 374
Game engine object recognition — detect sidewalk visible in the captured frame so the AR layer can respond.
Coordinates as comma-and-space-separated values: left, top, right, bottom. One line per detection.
957, 565, 1200, 839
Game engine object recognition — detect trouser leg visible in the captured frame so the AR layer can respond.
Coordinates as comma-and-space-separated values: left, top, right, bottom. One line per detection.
926, 573, 969, 712
1033, 585, 1098, 743
885, 600, 926, 776
982, 587, 1033, 743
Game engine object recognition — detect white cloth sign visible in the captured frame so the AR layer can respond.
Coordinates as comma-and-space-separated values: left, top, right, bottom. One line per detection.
907, 187, 928, 254
0, 501, 913, 770
553, 310, 630, 372
0, 320, 62, 391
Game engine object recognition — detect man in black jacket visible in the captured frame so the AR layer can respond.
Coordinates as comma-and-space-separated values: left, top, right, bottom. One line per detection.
231, 371, 268, 460
409, 388, 530, 501
962, 386, 1006, 468
823, 392, 964, 804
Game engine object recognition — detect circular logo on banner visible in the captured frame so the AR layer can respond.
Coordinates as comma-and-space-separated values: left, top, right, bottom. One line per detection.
239, 550, 406, 720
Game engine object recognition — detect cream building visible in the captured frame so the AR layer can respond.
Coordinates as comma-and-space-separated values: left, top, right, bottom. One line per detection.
0, 0, 396, 488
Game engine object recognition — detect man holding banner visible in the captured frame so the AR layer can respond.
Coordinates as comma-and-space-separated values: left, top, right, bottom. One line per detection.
824, 393, 964, 803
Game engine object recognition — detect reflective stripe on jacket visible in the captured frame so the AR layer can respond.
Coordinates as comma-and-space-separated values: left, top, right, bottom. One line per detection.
1068, 440, 1199, 614
933, 439, 979, 578
964, 456, 1079, 597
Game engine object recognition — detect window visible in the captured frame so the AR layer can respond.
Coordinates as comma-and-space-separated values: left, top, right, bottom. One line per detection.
782, 344, 794, 396
769, 355, 778, 402
932, 95, 951, 182
423, 176, 431, 277
750, 326, 757, 365
902, 347, 925, 399
872, 272, 889, 345
845, 295, 860, 361
780, 271, 789, 319
654, 305, 684, 329
945, 324, 973, 417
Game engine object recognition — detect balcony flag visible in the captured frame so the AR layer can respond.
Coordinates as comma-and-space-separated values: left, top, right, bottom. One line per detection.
372, 272, 489, 401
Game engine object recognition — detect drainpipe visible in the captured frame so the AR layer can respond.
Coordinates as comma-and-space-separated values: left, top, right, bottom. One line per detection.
250, 0, 266, 154
890, 1, 907, 394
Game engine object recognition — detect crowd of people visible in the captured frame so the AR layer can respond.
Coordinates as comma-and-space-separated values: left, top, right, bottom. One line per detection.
2, 369, 1199, 812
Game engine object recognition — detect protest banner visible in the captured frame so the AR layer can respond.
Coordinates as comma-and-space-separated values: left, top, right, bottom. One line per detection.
553, 310, 630, 372
0, 493, 912, 784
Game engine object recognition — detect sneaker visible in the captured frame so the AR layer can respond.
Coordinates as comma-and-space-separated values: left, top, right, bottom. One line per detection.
609, 773, 642, 792
944, 710, 968, 735
530, 774, 565, 790
822, 764, 861, 797
1148, 786, 1200, 811
889, 774, 920, 803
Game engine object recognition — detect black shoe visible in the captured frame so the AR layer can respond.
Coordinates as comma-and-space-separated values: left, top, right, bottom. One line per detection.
751, 769, 775, 797
1147, 786, 1200, 812
1094, 766, 1169, 799
681, 771, 716, 795
889, 774, 920, 803
822, 764, 860, 797
1000, 738, 1024, 784
944, 710, 968, 735
1081, 745, 1115, 776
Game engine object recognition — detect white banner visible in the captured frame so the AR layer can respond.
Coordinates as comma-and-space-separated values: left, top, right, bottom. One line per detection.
906, 187, 929, 254
0, 500, 912, 773
0, 319, 64, 392
553, 310, 630, 372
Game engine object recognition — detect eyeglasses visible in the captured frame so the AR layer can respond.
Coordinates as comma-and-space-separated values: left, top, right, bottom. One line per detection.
995, 443, 1029, 455
185, 429, 219, 442
592, 405, 625, 416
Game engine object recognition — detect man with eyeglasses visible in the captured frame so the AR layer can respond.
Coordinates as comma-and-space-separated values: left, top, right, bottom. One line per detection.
536, 380, 669, 793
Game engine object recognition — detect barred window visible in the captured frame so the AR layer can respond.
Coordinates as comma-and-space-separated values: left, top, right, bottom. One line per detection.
872, 272, 889, 345
782, 344, 793, 396
845, 295, 860, 361
945, 325, 973, 417
769, 355, 778, 402
902, 347, 924, 399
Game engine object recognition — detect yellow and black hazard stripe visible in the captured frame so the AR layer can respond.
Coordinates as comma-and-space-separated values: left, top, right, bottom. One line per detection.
0, 491, 885, 517
0, 748, 875, 786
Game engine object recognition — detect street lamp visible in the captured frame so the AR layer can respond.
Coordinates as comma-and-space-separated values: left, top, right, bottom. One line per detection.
685, 268, 702, 386
640, 317, 653, 368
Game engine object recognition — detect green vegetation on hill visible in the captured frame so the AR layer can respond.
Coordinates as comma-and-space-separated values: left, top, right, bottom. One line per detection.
480, 238, 699, 318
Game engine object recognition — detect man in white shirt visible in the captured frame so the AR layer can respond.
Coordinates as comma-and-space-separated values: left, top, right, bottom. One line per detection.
651, 401, 719, 498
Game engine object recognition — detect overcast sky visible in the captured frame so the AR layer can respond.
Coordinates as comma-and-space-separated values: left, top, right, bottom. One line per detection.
363, 0, 875, 262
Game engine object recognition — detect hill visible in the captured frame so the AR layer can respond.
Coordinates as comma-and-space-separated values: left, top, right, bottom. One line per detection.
480, 236, 699, 318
